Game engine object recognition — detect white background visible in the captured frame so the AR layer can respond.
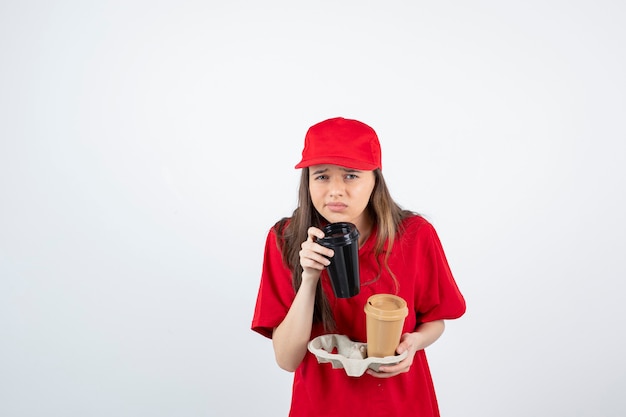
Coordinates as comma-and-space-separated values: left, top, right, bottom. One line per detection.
1, 1, 625, 416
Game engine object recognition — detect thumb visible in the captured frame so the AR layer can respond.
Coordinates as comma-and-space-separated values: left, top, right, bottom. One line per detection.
395, 334, 410, 354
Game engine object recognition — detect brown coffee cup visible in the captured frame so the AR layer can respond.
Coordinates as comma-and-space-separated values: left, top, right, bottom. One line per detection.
364, 294, 408, 358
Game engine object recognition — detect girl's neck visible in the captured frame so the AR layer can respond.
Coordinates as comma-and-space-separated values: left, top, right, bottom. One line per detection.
355, 213, 374, 248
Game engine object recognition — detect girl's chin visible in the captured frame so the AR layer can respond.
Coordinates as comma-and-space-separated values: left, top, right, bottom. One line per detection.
322, 213, 354, 225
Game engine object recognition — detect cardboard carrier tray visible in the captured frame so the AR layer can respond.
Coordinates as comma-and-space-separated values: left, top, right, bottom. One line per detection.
307, 334, 407, 377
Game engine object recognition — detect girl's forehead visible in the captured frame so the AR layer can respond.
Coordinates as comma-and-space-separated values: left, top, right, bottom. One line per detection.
309, 164, 360, 172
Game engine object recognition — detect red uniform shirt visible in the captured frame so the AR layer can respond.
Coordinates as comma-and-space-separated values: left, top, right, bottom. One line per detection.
252, 215, 466, 417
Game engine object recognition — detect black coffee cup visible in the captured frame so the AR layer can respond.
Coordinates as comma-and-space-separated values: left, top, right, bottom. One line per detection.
317, 222, 360, 298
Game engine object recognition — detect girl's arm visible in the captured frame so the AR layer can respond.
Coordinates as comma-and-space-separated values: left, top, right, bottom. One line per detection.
272, 279, 317, 371
272, 227, 333, 372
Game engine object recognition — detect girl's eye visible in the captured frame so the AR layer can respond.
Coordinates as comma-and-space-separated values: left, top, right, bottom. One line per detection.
314, 175, 328, 181
345, 174, 358, 180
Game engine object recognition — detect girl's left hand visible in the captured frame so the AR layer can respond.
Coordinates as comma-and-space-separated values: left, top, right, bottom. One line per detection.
366, 320, 445, 378
365, 332, 419, 379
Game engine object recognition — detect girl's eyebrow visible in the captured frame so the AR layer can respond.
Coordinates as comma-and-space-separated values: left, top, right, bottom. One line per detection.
311, 167, 362, 175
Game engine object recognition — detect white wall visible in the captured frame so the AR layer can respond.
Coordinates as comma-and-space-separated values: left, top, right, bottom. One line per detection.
1, 1, 625, 416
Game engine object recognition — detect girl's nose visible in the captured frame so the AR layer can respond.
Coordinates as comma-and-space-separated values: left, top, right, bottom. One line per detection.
329, 177, 345, 197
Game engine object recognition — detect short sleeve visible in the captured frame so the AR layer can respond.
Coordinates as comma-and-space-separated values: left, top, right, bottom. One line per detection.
251, 228, 296, 339
410, 220, 466, 323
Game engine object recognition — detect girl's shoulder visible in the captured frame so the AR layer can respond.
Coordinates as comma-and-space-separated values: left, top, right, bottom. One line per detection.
400, 213, 432, 230
271, 216, 292, 234
397, 213, 437, 243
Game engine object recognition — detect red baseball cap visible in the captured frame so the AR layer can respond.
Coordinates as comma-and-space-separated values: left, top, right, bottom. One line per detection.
294, 117, 382, 170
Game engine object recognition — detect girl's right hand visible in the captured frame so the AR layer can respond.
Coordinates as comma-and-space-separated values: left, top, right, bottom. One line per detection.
299, 226, 334, 284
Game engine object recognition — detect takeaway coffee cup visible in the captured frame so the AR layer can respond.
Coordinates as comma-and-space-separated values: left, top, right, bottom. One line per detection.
317, 222, 360, 298
364, 294, 408, 358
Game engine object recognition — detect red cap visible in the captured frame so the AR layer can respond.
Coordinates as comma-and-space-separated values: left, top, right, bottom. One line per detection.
295, 117, 382, 170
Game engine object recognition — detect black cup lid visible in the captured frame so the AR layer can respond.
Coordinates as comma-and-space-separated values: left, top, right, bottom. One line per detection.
318, 222, 360, 247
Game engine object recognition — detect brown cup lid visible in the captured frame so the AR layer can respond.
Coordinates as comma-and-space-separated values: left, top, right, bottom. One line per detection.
364, 294, 408, 321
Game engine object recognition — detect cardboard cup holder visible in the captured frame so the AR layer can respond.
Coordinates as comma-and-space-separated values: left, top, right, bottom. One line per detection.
307, 334, 407, 377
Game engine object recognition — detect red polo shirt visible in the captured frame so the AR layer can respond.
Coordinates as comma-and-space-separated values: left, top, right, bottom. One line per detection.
252, 215, 466, 417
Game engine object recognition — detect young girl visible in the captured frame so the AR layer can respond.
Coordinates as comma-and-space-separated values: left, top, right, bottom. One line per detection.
251, 117, 466, 416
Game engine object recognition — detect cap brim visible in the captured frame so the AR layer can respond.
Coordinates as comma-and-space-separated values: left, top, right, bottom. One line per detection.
294, 156, 380, 171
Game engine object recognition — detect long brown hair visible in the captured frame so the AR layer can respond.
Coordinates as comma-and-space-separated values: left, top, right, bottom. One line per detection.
274, 168, 413, 332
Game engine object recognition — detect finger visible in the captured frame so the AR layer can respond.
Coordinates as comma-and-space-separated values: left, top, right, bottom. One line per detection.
301, 238, 334, 259
378, 363, 403, 374
300, 256, 329, 270
376, 353, 413, 374
307, 226, 325, 241
395, 333, 414, 354
299, 247, 331, 268
396, 341, 409, 354
372, 366, 406, 378
366, 368, 398, 379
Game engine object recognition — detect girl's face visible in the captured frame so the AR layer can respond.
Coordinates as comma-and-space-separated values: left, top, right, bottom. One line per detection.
308, 164, 376, 230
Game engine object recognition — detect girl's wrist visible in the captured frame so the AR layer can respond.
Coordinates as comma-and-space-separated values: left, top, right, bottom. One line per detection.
298, 273, 320, 292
